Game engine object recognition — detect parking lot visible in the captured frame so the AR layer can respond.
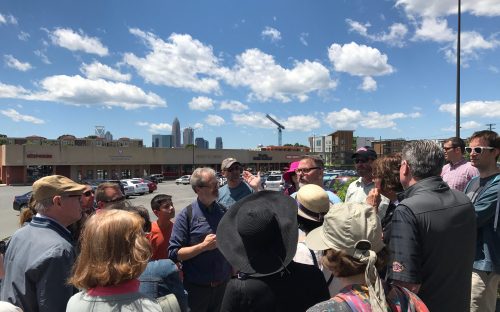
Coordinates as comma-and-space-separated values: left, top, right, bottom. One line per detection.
0, 181, 197, 240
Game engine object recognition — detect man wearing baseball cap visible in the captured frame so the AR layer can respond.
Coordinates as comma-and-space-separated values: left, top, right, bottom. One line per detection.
1, 175, 86, 312
345, 146, 389, 218
217, 157, 261, 208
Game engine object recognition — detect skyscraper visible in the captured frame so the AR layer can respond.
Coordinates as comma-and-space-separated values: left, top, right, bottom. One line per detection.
152, 134, 172, 148
183, 127, 194, 146
171, 117, 181, 148
215, 137, 223, 149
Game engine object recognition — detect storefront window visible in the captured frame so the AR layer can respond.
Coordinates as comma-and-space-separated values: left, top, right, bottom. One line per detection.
27, 165, 53, 183
86, 170, 93, 180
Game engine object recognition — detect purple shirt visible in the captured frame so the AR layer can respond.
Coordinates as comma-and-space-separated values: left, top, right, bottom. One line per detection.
441, 158, 479, 192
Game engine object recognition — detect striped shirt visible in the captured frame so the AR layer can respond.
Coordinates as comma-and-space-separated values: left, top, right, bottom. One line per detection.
441, 158, 479, 192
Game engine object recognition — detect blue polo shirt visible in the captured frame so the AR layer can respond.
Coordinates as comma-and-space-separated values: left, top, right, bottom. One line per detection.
168, 199, 232, 284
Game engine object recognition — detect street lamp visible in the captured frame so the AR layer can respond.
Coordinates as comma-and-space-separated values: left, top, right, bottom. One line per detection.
456, 0, 461, 137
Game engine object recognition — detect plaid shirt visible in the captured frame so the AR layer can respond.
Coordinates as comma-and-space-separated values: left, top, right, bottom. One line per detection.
441, 158, 479, 192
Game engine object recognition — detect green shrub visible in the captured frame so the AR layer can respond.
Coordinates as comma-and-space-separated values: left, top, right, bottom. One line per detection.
327, 177, 357, 202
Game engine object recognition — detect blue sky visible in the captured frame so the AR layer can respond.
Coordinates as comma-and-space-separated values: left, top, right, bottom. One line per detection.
1, 0, 499, 148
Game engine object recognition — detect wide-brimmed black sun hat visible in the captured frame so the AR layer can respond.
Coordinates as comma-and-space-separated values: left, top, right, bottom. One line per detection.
217, 191, 298, 277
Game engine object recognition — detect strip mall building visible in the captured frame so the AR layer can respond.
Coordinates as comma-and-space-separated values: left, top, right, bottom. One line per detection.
0, 135, 309, 185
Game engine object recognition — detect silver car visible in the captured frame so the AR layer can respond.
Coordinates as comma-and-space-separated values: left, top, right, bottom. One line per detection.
264, 174, 284, 191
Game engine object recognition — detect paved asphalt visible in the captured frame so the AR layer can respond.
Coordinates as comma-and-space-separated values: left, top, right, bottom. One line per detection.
0, 180, 197, 240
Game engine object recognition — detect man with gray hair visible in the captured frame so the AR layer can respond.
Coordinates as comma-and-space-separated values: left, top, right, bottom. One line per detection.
387, 140, 476, 312
1, 175, 86, 312
169, 167, 231, 312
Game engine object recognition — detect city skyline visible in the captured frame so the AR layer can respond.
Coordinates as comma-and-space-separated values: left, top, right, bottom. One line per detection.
0, 1, 499, 148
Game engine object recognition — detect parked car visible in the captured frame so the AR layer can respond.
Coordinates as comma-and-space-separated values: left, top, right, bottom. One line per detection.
121, 179, 149, 195
216, 173, 227, 187
142, 178, 157, 193
13, 191, 32, 211
149, 174, 164, 183
264, 174, 284, 191
120, 181, 135, 198
323, 173, 338, 185
175, 175, 191, 185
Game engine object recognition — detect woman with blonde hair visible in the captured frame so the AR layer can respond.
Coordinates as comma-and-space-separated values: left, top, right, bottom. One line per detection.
66, 209, 162, 312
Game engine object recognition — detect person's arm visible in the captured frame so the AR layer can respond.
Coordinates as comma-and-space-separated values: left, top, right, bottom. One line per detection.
177, 234, 217, 261
242, 171, 261, 191
387, 205, 423, 288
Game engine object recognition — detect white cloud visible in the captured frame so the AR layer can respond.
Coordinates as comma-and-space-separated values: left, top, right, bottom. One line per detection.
80, 61, 131, 82
1, 109, 44, 124
328, 42, 394, 77
124, 29, 221, 93
205, 114, 225, 126
346, 19, 408, 47
0, 76, 166, 110
231, 112, 320, 132
0, 13, 17, 25
439, 100, 500, 117
193, 123, 204, 130
359, 76, 377, 92
50, 28, 108, 56
189, 96, 214, 111
18, 31, 30, 41
324, 108, 421, 129
136, 121, 172, 133
219, 100, 248, 112
396, 0, 500, 18
461, 121, 482, 129
34, 50, 51, 64
413, 18, 455, 42
4, 55, 32, 71
261, 26, 282, 42
224, 48, 336, 102
489, 66, 499, 73
299, 32, 309, 46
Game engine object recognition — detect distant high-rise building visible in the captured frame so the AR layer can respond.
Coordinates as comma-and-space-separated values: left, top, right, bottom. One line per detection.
215, 137, 223, 149
204, 139, 209, 149
104, 131, 113, 141
152, 134, 172, 148
183, 127, 194, 146
171, 117, 181, 148
195, 137, 206, 149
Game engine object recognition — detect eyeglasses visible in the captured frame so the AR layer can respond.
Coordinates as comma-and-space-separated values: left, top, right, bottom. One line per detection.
225, 165, 241, 173
83, 190, 94, 197
199, 182, 219, 189
354, 159, 369, 164
465, 146, 495, 154
101, 196, 125, 204
295, 167, 320, 174
64, 194, 82, 198
443, 146, 456, 151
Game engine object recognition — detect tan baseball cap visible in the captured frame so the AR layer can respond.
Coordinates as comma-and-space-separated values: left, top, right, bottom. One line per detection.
32, 175, 86, 202
221, 157, 241, 170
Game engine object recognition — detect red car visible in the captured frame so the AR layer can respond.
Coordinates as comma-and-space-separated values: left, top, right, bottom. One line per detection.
132, 178, 157, 193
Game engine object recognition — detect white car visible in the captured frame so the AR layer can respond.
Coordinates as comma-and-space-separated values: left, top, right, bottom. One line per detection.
120, 181, 135, 198
121, 179, 149, 195
264, 174, 284, 191
175, 175, 191, 185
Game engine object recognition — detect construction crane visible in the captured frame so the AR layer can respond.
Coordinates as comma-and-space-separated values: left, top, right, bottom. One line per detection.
265, 114, 285, 146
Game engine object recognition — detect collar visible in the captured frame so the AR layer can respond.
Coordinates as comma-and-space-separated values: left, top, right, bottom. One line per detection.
197, 198, 216, 212
31, 216, 73, 243
450, 158, 467, 167
356, 177, 374, 187
87, 279, 140, 297
35, 213, 69, 233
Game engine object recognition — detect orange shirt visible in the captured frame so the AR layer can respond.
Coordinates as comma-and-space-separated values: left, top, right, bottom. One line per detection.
147, 220, 173, 260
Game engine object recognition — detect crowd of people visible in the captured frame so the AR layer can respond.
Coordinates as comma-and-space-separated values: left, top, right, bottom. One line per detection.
0, 130, 498, 312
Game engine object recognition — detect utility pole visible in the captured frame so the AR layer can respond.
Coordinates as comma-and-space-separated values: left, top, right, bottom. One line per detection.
456, 0, 461, 137
486, 123, 496, 131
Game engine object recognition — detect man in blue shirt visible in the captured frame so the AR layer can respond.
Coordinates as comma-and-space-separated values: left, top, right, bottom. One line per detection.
217, 157, 261, 208
169, 167, 232, 312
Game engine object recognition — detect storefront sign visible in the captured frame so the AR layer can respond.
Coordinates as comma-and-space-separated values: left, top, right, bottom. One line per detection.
285, 155, 301, 159
253, 153, 272, 161
26, 154, 52, 159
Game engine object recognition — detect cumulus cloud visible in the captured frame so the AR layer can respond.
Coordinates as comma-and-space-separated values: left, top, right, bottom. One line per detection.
189, 96, 214, 111
193, 122, 204, 130
261, 26, 282, 42
359, 76, 377, 92
461, 121, 482, 129
0, 76, 166, 110
219, 100, 248, 112
124, 29, 221, 93
231, 112, 320, 132
346, 19, 408, 47
1, 109, 44, 124
205, 114, 225, 126
396, 0, 500, 18
328, 42, 394, 77
50, 28, 108, 56
18, 31, 30, 41
439, 100, 500, 117
80, 61, 131, 82
224, 48, 336, 102
136, 121, 172, 133
0, 13, 17, 25
413, 17, 455, 42
324, 108, 421, 129
4, 55, 32, 71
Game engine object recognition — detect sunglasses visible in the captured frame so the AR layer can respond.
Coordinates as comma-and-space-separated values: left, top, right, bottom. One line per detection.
465, 146, 495, 154
83, 190, 94, 197
295, 167, 320, 174
354, 158, 369, 164
101, 196, 125, 204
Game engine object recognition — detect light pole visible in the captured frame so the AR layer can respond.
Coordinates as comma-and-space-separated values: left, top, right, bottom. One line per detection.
456, 0, 461, 137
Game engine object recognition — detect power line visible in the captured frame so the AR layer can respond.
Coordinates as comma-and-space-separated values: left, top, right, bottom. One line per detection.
486, 123, 496, 131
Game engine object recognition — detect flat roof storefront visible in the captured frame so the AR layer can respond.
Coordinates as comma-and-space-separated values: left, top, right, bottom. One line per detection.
0, 144, 306, 185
